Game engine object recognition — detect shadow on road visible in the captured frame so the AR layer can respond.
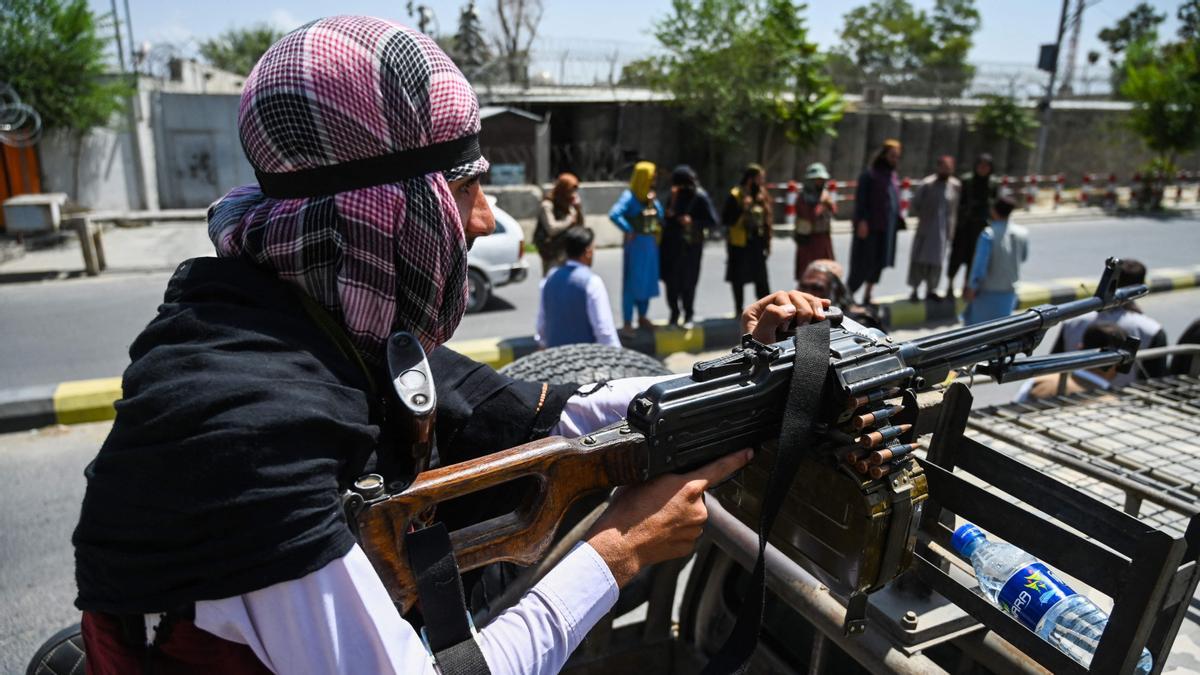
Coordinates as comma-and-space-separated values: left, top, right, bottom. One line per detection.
472, 295, 517, 314
0, 270, 88, 285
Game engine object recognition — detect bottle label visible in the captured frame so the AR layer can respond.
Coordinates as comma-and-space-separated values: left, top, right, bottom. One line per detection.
997, 562, 1077, 630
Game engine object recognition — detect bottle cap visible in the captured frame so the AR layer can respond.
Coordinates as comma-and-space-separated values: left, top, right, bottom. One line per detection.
952, 523, 987, 555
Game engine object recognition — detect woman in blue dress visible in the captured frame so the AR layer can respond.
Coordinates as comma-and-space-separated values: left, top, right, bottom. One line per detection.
609, 161, 663, 335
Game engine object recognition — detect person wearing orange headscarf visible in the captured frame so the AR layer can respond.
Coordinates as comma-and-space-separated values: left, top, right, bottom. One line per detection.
535, 173, 584, 275
608, 161, 663, 334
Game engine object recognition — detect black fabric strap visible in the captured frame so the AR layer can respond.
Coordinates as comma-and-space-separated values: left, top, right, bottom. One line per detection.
256, 134, 482, 199
703, 321, 830, 674
406, 523, 491, 674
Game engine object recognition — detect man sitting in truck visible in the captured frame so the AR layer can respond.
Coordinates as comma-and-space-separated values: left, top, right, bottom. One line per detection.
1016, 323, 1129, 403
72, 17, 827, 675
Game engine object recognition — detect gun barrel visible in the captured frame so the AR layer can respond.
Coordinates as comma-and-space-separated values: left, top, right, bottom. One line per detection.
903, 282, 1148, 373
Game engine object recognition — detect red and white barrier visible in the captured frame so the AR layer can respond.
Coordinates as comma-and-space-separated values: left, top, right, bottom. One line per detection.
784, 180, 798, 227
1054, 174, 1064, 210
1105, 173, 1118, 208
1080, 174, 1091, 204
827, 179, 839, 207
899, 177, 912, 214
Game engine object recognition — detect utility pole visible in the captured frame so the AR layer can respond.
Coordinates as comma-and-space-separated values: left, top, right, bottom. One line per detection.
1032, 0, 1071, 178
108, 0, 127, 72
1058, 0, 1085, 96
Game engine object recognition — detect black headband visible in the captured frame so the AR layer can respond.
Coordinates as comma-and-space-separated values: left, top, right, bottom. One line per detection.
255, 134, 482, 199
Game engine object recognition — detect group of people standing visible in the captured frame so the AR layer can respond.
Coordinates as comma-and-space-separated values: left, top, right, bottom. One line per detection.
849, 142, 1029, 326
535, 145, 1032, 348
537, 161, 774, 344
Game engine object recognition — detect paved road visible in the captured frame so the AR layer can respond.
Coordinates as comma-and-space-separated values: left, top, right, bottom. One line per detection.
3, 287, 1199, 674
1, 215, 1198, 388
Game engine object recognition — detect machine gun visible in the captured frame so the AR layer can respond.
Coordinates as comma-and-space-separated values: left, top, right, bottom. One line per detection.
352, 258, 1146, 621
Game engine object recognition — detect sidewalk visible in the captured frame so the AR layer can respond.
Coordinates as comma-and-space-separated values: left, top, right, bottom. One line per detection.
0, 221, 212, 283
5, 200, 1195, 284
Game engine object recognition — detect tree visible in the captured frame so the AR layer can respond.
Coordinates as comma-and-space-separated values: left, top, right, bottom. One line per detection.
1120, 39, 1200, 169
1099, 0, 1161, 84
618, 56, 668, 87
650, 0, 843, 163
0, 0, 132, 196
199, 24, 284, 76
831, 0, 980, 98
1179, 0, 1200, 42
972, 95, 1037, 147
454, 1, 491, 80
492, 0, 543, 85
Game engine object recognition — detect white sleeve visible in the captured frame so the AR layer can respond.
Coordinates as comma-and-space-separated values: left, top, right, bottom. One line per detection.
193, 542, 618, 675
552, 375, 680, 437
585, 274, 621, 348
535, 277, 549, 347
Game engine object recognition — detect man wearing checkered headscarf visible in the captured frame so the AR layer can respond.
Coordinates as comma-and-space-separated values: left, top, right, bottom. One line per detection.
208, 15, 489, 362
73, 15, 762, 675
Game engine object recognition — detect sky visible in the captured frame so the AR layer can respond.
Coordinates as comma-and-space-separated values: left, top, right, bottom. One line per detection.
91, 0, 1186, 77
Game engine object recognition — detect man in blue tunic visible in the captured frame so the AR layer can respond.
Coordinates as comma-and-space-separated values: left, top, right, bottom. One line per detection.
536, 226, 620, 348
962, 197, 1029, 325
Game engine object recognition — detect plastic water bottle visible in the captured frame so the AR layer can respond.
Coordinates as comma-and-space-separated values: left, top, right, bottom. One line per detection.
952, 523, 1152, 674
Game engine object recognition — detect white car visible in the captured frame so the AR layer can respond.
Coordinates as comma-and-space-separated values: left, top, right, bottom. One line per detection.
467, 196, 529, 312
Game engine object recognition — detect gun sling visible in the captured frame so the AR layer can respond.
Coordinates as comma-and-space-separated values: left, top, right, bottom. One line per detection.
703, 319, 831, 674
406, 523, 492, 675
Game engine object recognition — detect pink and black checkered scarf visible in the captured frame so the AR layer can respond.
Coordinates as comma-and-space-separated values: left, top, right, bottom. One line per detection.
208, 16, 488, 365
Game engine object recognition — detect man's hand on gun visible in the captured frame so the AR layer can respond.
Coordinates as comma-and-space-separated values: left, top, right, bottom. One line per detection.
742, 290, 830, 343
586, 449, 753, 587
584, 290, 827, 585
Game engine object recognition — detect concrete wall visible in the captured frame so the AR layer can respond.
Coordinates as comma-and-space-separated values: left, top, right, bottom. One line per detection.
39, 91, 159, 213
42, 86, 1200, 216
520, 100, 1200, 188
153, 92, 254, 209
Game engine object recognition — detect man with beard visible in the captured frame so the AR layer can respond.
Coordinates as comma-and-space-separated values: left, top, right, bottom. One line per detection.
907, 156, 961, 302
848, 140, 902, 306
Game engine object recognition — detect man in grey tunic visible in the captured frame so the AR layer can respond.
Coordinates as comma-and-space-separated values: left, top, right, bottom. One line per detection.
907, 156, 961, 302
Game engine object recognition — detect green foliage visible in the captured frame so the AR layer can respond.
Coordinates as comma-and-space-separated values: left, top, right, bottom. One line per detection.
0, 0, 130, 135
1120, 39, 1200, 164
199, 24, 284, 76
619, 56, 669, 88
972, 94, 1036, 147
1179, 0, 1200, 42
832, 0, 980, 97
1098, 3, 1165, 62
649, 0, 843, 152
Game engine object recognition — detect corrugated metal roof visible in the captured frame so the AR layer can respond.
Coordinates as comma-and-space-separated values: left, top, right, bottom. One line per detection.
479, 106, 544, 122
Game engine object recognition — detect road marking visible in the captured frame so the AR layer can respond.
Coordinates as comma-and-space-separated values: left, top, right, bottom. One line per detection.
449, 338, 513, 369
53, 377, 122, 425
655, 324, 705, 356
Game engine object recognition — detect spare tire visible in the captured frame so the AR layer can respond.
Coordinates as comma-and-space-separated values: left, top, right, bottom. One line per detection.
499, 343, 671, 384
26, 623, 85, 675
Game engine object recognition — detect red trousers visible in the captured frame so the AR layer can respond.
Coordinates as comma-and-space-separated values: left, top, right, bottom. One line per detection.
82, 610, 272, 675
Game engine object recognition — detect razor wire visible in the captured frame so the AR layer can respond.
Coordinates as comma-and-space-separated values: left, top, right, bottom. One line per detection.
0, 83, 44, 148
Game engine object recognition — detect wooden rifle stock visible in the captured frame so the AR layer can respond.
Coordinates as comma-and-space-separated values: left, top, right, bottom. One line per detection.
357, 424, 648, 612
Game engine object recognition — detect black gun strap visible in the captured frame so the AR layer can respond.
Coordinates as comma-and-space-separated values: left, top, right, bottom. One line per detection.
702, 320, 830, 674
406, 523, 492, 675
